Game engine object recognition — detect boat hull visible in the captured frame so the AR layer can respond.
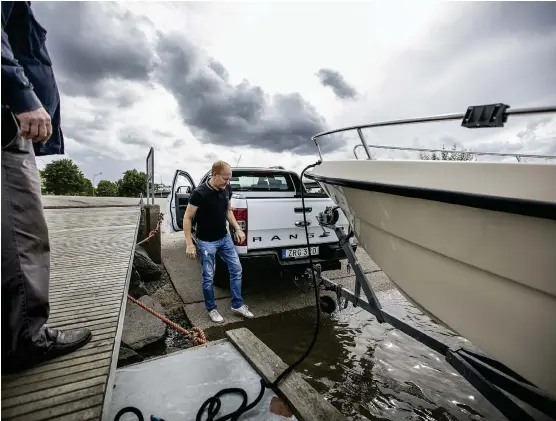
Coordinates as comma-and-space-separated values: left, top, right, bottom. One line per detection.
306, 160, 556, 398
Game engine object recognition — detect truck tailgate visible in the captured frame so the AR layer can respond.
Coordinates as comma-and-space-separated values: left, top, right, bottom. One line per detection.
245, 197, 349, 250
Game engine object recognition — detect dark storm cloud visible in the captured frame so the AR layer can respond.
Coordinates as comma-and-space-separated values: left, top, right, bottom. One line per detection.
208, 58, 230, 81
316, 69, 358, 100
31, 2, 337, 156
32, 2, 154, 97
154, 35, 339, 155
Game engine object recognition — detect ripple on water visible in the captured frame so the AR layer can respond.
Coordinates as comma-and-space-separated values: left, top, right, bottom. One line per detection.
254, 289, 510, 421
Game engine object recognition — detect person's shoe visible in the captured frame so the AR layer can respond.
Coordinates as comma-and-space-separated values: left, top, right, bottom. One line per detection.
2, 327, 92, 375
43, 327, 93, 359
231, 305, 254, 318
208, 309, 224, 323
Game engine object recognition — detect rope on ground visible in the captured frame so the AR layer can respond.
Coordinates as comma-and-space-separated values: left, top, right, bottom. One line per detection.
127, 295, 207, 346
137, 212, 164, 246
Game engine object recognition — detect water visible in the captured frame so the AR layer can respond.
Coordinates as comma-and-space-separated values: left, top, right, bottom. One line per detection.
206, 288, 513, 421
138, 267, 547, 420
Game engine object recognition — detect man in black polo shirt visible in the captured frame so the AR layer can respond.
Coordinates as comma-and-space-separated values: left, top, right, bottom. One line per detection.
183, 161, 254, 323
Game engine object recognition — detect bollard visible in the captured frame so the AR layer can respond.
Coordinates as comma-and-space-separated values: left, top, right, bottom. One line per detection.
138, 204, 162, 264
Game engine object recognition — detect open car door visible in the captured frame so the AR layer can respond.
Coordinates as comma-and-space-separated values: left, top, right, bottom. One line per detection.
168, 170, 196, 232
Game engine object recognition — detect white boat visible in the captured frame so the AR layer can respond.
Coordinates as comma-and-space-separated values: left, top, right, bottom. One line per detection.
304, 105, 556, 399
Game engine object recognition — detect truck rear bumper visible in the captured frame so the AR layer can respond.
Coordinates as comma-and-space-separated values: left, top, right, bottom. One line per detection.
239, 243, 357, 273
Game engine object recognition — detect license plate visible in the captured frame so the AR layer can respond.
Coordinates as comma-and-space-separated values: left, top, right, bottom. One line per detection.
282, 246, 319, 259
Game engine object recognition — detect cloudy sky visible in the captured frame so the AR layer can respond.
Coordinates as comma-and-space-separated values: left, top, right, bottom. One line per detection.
31, 1, 556, 186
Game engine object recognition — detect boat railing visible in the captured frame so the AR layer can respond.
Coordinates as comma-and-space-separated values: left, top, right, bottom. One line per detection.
352, 143, 556, 162
310, 104, 556, 162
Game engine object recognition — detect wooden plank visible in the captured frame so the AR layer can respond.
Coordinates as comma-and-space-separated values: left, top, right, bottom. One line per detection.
2, 377, 106, 409
2, 367, 110, 399
47, 304, 122, 324
2, 385, 105, 418
10, 394, 105, 421
1, 206, 140, 421
226, 328, 348, 421
49, 292, 123, 306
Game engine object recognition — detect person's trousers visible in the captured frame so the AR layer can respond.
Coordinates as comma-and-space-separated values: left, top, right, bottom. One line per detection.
2, 135, 53, 364
196, 233, 244, 311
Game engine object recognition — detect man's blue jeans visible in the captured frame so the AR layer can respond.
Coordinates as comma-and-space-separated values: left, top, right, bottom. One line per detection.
196, 233, 244, 311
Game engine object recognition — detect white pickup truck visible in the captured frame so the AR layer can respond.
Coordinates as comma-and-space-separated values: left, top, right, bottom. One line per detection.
167, 166, 356, 287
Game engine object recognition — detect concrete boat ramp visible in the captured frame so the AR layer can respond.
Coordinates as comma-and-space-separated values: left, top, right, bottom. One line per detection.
161, 221, 390, 331
106, 329, 346, 421
1, 197, 347, 421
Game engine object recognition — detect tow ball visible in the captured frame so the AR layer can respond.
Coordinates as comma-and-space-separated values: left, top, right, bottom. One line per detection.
316, 206, 340, 227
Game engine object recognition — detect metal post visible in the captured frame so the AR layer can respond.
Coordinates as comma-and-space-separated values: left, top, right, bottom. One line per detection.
356, 128, 372, 160
146, 147, 154, 205
151, 149, 155, 205
92, 172, 102, 196
145, 159, 150, 205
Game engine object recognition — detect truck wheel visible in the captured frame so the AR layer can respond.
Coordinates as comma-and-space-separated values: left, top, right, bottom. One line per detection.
213, 255, 230, 289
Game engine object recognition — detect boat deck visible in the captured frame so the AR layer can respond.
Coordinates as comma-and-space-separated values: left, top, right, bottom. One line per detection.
1, 205, 141, 421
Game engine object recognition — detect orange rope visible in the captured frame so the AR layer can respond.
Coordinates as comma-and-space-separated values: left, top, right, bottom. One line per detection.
137, 213, 164, 246
127, 295, 207, 345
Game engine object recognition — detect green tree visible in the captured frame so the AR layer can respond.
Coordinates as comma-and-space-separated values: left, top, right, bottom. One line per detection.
81, 178, 93, 196
41, 159, 89, 195
96, 180, 119, 197
419, 144, 474, 161
39, 169, 48, 195
117, 169, 148, 197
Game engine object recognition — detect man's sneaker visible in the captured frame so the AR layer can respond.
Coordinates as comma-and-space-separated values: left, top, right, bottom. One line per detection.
208, 309, 224, 323
231, 305, 254, 318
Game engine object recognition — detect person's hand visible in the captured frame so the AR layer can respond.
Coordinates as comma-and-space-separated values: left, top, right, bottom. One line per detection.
234, 229, 246, 244
15, 107, 52, 143
186, 243, 197, 259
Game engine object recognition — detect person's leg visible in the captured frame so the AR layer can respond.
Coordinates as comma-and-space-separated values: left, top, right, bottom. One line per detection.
196, 239, 218, 311
218, 234, 252, 317
1, 135, 91, 373
2, 136, 52, 362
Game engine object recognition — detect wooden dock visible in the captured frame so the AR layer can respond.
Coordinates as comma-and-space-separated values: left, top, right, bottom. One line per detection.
1, 205, 141, 421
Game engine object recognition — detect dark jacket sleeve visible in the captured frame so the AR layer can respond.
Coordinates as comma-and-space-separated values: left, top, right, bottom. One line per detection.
1, 2, 43, 114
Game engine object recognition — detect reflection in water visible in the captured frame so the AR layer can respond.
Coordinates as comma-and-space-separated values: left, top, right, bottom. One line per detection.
208, 288, 512, 421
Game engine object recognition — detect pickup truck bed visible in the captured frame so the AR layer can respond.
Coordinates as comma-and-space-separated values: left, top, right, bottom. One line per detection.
168, 167, 355, 287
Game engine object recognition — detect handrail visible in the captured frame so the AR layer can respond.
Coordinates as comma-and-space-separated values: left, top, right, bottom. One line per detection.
352, 143, 556, 161
313, 105, 556, 161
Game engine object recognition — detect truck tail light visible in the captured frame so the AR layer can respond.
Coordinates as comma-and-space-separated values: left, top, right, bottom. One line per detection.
232, 208, 248, 246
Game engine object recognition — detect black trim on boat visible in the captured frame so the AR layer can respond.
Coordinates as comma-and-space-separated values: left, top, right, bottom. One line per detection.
304, 173, 556, 221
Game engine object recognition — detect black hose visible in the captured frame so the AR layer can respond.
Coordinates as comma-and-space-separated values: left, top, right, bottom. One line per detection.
114, 161, 324, 421
272, 160, 322, 386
